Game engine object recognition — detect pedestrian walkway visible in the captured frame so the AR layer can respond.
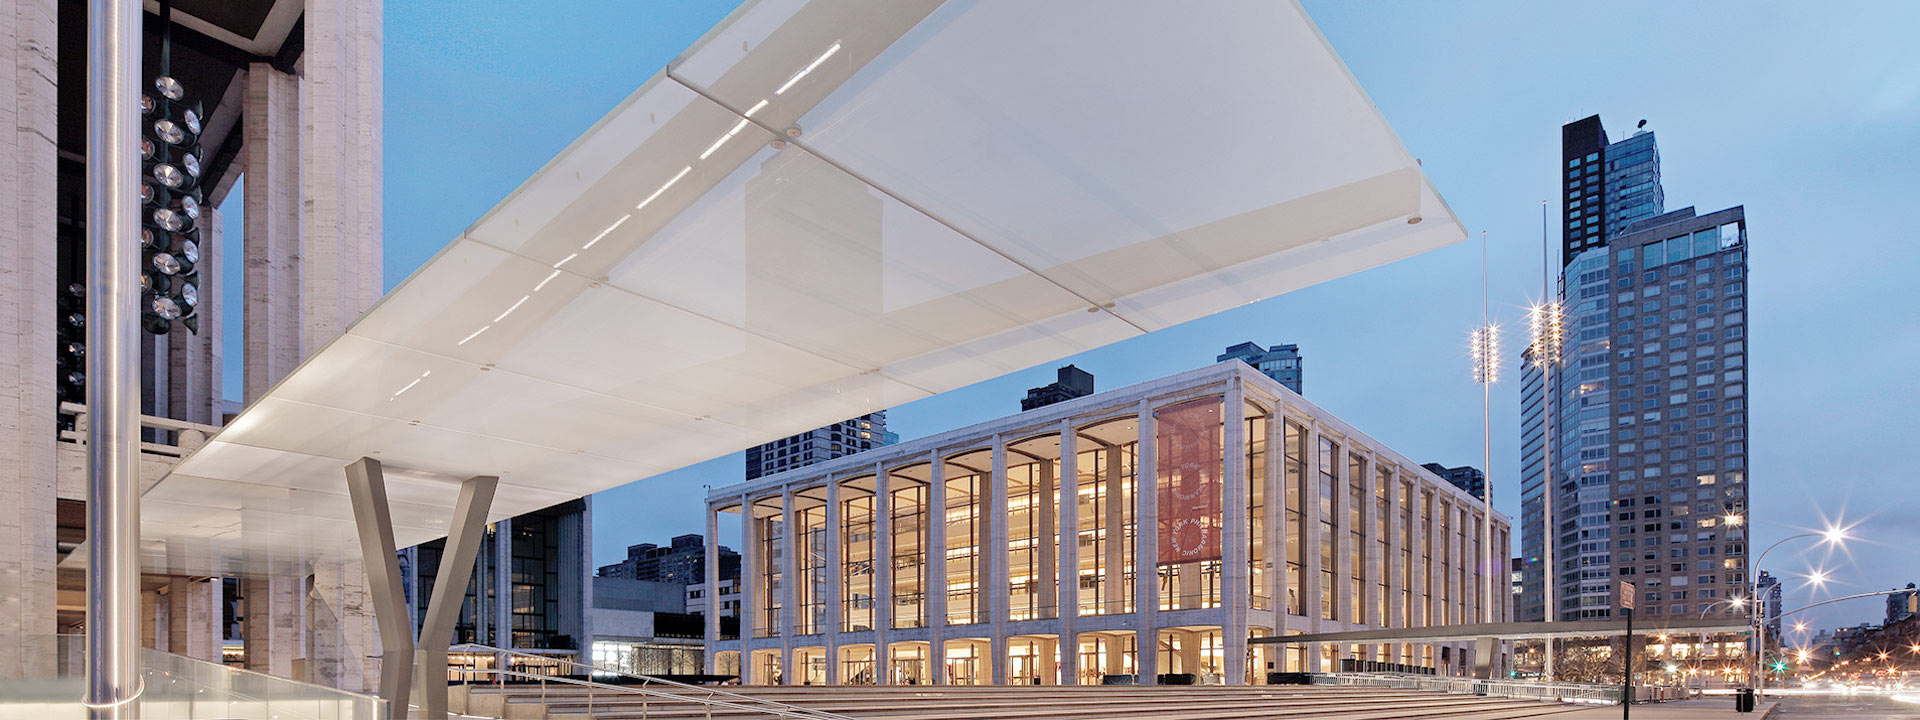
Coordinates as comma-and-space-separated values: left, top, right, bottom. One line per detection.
1552, 697, 1778, 720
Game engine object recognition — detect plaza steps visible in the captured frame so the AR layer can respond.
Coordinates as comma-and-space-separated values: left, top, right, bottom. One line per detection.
452, 682, 1596, 720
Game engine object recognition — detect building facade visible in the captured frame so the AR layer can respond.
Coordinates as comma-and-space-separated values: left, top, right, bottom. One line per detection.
1421, 464, 1485, 501
400, 499, 594, 656
1021, 365, 1095, 411
1218, 342, 1303, 394
703, 363, 1510, 686
1755, 570, 1782, 639
745, 413, 896, 480
591, 577, 708, 677
1521, 116, 1750, 626
598, 533, 741, 586
1889, 583, 1918, 626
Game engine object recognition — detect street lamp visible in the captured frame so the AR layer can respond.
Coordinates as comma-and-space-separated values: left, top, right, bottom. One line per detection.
1749, 527, 1849, 696
1468, 230, 1499, 629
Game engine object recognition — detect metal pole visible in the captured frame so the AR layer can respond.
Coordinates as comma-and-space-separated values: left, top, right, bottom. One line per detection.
1621, 608, 1633, 718
83, 0, 143, 716
1479, 231, 1495, 627
1539, 201, 1556, 627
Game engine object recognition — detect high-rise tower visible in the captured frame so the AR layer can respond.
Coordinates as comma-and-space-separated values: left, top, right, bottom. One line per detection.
1522, 117, 1749, 624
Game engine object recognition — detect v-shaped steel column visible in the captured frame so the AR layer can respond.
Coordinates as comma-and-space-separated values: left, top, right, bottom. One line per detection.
345, 457, 417, 710
417, 471, 497, 719
345, 457, 498, 719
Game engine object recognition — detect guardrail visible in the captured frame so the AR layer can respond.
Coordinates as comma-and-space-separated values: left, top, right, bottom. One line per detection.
57, 401, 222, 459
1315, 672, 1693, 704
448, 643, 853, 720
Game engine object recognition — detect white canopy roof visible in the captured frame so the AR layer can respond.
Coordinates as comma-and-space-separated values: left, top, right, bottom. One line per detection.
140, 0, 1464, 573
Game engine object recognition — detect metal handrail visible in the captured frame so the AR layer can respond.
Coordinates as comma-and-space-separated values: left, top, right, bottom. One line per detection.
1319, 672, 1693, 704
447, 643, 854, 720
465, 668, 843, 720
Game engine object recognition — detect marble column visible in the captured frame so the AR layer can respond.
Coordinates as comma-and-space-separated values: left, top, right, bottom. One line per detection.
0, 0, 61, 674
1221, 380, 1248, 684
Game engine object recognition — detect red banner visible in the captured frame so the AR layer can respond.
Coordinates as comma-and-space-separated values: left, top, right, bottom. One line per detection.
1156, 397, 1223, 565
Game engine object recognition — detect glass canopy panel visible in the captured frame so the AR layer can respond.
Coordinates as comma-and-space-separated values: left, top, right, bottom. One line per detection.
137, 0, 1463, 571
671, 0, 1458, 331
461, 79, 1138, 391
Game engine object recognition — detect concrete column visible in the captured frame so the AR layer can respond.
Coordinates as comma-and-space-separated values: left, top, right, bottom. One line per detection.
167, 577, 222, 662
1263, 409, 1283, 635
739, 494, 760, 680
1361, 451, 1380, 629
240, 62, 302, 403
142, 588, 161, 650
1056, 418, 1078, 685
824, 477, 842, 684
0, 0, 61, 673
780, 488, 797, 684
1302, 423, 1323, 637
872, 461, 892, 684
1387, 466, 1405, 631
705, 503, 720, 674
301, 0, 383, 349
927, 450, 948, 684
241, 508, 303, 678
1037, 454, 1057, 617
1103, 439, 1124, 616
1333, 440, 1352, 629
1222, 381, 1248, 684
988, 435, 1007, 685
307, 556, 377, 691
491, 517, 511, 646
1134, 400, 1157, 684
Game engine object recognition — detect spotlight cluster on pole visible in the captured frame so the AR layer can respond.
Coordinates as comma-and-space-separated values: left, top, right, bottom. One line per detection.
1527, 301, 1564, 369
139, 74, 203, 335
1469, 325, 1502, 385
56, 281, 88, 407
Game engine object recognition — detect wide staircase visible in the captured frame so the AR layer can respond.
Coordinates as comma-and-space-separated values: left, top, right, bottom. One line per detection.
453, 682, 1597, 720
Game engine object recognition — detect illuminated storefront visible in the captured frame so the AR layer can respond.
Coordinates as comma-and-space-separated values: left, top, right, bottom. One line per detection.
704, 362, 1511, 685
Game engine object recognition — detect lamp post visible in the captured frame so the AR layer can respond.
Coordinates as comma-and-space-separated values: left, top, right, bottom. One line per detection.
1469, 232, 1500, 634
1745, 528, 1846, 696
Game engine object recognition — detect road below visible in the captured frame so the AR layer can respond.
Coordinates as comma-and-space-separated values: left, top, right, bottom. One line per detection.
1770, 693, 1920, 720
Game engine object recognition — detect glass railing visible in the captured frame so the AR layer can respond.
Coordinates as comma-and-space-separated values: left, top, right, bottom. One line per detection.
0, 635, 386, 720
1313, 671, 1694, 705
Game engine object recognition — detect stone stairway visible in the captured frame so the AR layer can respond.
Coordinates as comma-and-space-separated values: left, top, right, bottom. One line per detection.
453, 682, 1597, 720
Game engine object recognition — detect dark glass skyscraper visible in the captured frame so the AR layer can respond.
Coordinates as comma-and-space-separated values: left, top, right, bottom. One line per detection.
1521, 117, 1750, 623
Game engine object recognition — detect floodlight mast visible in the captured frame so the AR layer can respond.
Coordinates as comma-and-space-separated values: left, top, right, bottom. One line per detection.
82, 0, 143, 716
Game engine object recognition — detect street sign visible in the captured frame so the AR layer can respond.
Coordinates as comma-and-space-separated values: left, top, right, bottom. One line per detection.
1619, 581, 1637, 611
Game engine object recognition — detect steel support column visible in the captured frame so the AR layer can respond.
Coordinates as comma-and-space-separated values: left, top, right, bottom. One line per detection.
82, 0, 142, 715
344, 458, 416, 711
417, 473, 499, 719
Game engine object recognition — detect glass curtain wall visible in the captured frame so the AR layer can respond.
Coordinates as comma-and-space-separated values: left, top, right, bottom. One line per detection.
754, 498, 785, 638
1007, 434, 1062, 621
1247, 405, 1269, 611
944, 451, 990, 625
1317, 437, 1339, 621
1348, 453, 1366, 623
1375, 467, 1390, 626
889, 464, 930, 629
842, 477, 877, 632
796, 495, 828, 636
1420, 488, 1433, 626
1284, 421, 1306, 616
1400, 481, 1415, 626
1075, 417, 1137, 616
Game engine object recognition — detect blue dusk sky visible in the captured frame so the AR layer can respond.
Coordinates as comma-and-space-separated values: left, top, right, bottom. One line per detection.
322, 1, 1920, 631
